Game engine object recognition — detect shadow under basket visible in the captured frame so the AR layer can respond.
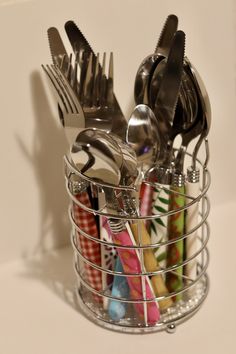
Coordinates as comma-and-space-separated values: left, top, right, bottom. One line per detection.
64, 148, 210, 334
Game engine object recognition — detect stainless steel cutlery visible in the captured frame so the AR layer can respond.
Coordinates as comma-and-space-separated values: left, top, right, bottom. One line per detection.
43, 14, 211, 326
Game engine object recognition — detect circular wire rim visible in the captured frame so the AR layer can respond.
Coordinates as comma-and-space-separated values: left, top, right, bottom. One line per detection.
64, 153, 210, 221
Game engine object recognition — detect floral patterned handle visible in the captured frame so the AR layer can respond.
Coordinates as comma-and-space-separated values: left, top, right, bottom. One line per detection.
150, 183, 170, 267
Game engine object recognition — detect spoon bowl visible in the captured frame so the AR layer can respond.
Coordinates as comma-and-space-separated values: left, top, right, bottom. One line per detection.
71, 128, 123, 186
184, 58, 211, 168
126, 104, 160, 170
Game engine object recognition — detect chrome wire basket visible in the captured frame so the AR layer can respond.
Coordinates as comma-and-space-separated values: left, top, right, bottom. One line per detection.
64, 141, 210, 334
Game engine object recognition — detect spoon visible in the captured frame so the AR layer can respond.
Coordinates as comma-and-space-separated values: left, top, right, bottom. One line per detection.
71, 128, 122, 187
134, 14, 178, 105
149, 58, 198, 130
146, 30, 186, 182
126, 104, 160, 170
126, 104, 174, 310
70, 128, 160, 324
185, 58, 211, 169
183, 59, 211, 284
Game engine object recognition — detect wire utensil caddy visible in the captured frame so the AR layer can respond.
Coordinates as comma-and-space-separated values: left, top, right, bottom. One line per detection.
64, 141, 210, 333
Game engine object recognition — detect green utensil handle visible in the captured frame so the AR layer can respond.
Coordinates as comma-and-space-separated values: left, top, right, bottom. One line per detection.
166, 185, 185, 301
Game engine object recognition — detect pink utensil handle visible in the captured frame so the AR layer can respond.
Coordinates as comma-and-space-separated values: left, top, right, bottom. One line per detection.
140, 182, 153, 231
111, 226, 160, 324
185, 179, 200, 283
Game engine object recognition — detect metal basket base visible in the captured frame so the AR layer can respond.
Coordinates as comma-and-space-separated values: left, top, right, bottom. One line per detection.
75, 273, 209, 334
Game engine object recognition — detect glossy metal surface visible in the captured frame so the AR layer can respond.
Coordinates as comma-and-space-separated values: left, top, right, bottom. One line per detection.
126, 104, 160, 167
184, 58, 211, 168
42, 64, 85, 144
134, 14, 178, 105
47, 27, 70, 72
70, 128, 122, 186
152, 30, 185, 168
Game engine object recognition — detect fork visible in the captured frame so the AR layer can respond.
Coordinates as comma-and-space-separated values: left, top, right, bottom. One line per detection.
42, 63, 85, 144
54, 49, 127, 139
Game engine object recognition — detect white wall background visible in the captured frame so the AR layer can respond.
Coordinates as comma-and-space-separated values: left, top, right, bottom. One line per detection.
0, 0, 235, 263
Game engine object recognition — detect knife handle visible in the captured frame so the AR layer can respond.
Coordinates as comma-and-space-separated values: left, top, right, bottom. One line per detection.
166, 185, 185, 301
185, 170, 200, 290
130, 222, 173, 311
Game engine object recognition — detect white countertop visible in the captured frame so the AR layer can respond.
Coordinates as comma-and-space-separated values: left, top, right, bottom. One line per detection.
0, 202, 235, 354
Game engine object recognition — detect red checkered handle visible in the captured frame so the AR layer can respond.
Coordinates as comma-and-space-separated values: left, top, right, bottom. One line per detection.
73, 191, 102, 300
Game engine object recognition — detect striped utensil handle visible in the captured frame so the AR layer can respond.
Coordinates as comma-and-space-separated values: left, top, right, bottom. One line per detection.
150, 184, 170, 268
110, 222, 160, 324
130, 222, 173, 311
140, 182, 153, 232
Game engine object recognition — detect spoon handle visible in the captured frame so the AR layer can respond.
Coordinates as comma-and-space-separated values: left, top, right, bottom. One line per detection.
110, 222, 160, 324
108, 257, 129, 321
130, 222, 173, 311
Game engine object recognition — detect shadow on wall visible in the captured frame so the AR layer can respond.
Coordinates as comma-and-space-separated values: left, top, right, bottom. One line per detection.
15, 71, 82, 312
16, 70, 70, 255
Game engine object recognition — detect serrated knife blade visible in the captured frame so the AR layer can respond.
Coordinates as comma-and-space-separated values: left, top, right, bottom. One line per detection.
154, 30, 185, 124
155, 14, 178, 57
47, 27, 69, 72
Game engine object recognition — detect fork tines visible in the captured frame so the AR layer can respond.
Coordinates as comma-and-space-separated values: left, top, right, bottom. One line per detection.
80, 51, 114, 109
45, 50, 114, 111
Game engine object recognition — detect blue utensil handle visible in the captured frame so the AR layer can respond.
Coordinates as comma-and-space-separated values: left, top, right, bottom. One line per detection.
108, 257, 129, 321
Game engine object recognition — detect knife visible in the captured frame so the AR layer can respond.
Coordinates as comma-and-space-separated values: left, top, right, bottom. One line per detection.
155, 14, 178, 57
156, 30, 185, 300
47, 27, 70, 72
47, 27, 72, 128
150, 30, 186, 301
154, 30, 185, 126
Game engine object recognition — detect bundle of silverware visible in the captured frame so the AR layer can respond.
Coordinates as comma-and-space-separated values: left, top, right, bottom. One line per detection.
42, 14, 211, 330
